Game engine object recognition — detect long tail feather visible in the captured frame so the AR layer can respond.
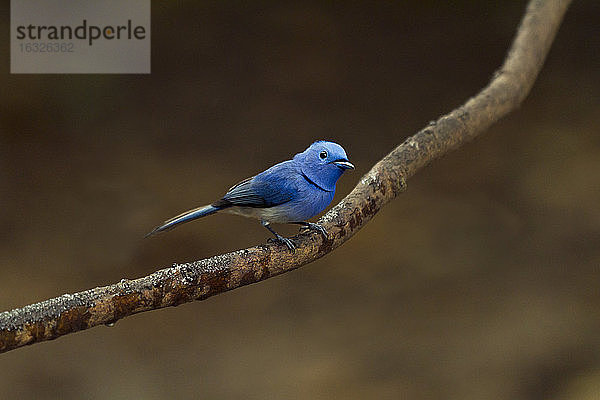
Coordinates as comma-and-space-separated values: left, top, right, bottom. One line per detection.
145, 205, 220, 237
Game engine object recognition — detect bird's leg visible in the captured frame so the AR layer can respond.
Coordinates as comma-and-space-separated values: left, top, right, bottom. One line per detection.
294, 222, 329, 240
262, 220, 295, 252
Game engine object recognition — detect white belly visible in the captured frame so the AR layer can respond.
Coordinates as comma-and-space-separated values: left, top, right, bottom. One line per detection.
223, 205, 294, 223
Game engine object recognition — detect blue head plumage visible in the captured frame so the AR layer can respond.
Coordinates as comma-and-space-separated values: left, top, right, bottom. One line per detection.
293, 141, 354, 192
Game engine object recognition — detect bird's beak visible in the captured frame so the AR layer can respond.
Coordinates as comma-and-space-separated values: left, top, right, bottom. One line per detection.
332, 160, 355, 170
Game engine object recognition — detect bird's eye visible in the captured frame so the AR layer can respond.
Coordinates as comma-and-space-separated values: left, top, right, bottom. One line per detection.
319, 151, 328, 159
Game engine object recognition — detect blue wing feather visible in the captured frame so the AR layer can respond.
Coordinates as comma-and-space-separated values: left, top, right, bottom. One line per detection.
214, 161, 298, 208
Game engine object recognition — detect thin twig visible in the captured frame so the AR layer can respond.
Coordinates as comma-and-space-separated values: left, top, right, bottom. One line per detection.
0, 0, 572, 354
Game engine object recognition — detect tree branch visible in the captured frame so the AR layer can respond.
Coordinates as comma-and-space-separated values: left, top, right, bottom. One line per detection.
0, 0, 571, 354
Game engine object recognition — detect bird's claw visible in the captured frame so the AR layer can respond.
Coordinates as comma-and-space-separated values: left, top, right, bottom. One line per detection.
301, 222, 329, 240
268, 235, 296, 252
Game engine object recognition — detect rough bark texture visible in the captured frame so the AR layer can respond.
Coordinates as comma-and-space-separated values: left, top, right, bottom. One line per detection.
0, 0, 571, 354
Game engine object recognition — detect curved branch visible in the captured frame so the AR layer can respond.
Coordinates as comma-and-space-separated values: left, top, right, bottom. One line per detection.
0, 0, 571, 354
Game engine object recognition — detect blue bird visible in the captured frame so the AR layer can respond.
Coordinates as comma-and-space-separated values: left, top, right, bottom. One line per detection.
147, 141, 354, 250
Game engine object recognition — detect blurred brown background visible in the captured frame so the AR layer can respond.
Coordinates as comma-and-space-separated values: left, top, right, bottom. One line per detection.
1, 1, 599, 399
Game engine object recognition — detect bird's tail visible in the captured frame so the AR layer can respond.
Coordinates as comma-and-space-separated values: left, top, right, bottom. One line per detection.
145, 205, 220, 237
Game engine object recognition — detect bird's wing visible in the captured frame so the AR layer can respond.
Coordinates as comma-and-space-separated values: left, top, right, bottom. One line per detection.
213, 164, 297, 208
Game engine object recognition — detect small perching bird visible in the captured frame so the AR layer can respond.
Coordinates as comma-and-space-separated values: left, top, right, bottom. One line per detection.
146, 141, 354, 250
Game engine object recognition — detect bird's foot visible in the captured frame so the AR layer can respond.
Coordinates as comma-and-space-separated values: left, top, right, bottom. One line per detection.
268, 235, 296, 252
300, 222, 329, 240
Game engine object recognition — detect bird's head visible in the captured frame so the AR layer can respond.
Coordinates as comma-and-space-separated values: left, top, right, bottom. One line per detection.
294, 141, 354, 192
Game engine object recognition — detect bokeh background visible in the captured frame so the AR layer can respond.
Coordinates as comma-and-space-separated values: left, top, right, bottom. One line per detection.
1, 1, 599, 399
